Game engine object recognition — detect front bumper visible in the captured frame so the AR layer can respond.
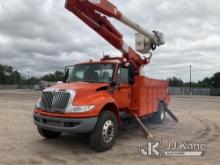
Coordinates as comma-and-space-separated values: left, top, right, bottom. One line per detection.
33, 113, 98, 133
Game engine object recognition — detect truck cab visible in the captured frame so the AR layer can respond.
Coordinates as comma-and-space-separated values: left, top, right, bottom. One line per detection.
33, 61, 138, 151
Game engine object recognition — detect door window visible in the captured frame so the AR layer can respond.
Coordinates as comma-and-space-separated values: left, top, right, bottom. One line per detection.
116, 67, 129, 84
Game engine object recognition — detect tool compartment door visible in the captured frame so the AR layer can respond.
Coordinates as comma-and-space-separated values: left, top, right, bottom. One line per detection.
130, 76, 169, 117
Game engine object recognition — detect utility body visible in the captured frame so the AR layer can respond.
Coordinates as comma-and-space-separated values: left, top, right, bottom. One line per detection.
33, 0, 170, 151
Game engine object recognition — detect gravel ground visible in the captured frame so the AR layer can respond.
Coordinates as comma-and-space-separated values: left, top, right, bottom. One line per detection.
0, 90, 219, 165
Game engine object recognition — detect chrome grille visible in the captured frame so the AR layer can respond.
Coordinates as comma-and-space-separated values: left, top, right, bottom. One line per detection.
40, 91, 70, 113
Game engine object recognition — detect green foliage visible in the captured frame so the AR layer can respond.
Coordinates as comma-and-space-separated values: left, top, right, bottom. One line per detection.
167, 77, 184, 87
198, 77, 211, 88
168, 73, 220, 88
0, 64, 64, 85
0, 64, 21, 84
22, 77, 40, 85
41, 71, 65, 82
211, 72, 220, 88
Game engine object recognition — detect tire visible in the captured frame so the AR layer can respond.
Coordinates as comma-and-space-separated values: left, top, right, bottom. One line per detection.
37, 128, 61, 139
152, 102, 166, 123
90, 111, 118, 152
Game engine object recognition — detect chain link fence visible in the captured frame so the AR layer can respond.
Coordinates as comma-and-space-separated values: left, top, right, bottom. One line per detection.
210, 88, 220, 96
169, 87, 220, 96
0, 85, 35, 90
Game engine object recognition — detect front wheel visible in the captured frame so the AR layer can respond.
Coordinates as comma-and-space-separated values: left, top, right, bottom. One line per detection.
90, 111, 118, 152
37, 128, 61, 139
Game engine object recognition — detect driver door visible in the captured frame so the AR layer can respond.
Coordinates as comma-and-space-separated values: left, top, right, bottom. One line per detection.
113, 66, 131, 108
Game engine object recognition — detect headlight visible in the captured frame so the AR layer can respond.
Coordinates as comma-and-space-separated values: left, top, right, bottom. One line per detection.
66, 105, 95, 113
34, 98, 41, 109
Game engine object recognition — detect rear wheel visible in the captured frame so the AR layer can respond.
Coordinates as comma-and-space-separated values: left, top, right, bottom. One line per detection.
37, 128, 61, 139
90, 111, 118, 152
152, 102, 166, 123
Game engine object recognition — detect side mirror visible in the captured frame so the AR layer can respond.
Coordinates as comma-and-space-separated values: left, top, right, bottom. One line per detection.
128, 64, 135, 85
65, 67, 70, 83
109, 81, 117, 87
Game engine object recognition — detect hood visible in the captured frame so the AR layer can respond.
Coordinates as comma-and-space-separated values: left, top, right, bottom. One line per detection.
49, 82, 109, 92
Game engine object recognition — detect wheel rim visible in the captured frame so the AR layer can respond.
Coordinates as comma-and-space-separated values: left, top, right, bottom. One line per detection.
160, 105, 165, 120
102, 120, 115, 143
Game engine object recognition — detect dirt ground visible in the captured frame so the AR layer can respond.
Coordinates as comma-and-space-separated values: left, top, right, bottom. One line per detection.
0, 90, 219, 165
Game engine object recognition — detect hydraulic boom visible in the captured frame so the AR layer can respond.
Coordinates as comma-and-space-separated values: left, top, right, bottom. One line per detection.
65, 0, 165, 72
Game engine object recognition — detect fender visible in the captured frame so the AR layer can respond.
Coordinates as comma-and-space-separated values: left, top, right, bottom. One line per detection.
74, 91, 120, 119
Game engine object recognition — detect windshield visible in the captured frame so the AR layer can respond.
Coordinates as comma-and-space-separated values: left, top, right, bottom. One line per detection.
67, 63, 115, 83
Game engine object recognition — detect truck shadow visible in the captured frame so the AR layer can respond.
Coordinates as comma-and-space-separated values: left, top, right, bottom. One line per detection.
37, 117, 174, 152
38, 133, 93, 153
118, 117, 175, 138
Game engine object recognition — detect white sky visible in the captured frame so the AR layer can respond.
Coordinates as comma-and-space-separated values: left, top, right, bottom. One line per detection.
0, 0, 219, 82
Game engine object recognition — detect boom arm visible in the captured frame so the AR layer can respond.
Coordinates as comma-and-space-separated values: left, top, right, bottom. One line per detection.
65, 0, 165, 70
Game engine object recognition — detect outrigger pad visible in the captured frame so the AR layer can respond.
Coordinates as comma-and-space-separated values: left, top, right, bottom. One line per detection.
132, 113, 154, 139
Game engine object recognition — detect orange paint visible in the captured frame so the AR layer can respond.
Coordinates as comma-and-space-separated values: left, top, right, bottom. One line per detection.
34, 62, 170, 120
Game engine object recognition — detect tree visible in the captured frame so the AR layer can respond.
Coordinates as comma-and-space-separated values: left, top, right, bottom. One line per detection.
211, 72, 220, 88
54, 71, 65, 82
197, 73, 220, 88
0, 64, 22, 84
198, 77, 211, 88
21, 76, 40, 85
0, 65, 7, 84
167, 77, 184, 87
41, 71, 65, 82
41, 73, 55, 82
